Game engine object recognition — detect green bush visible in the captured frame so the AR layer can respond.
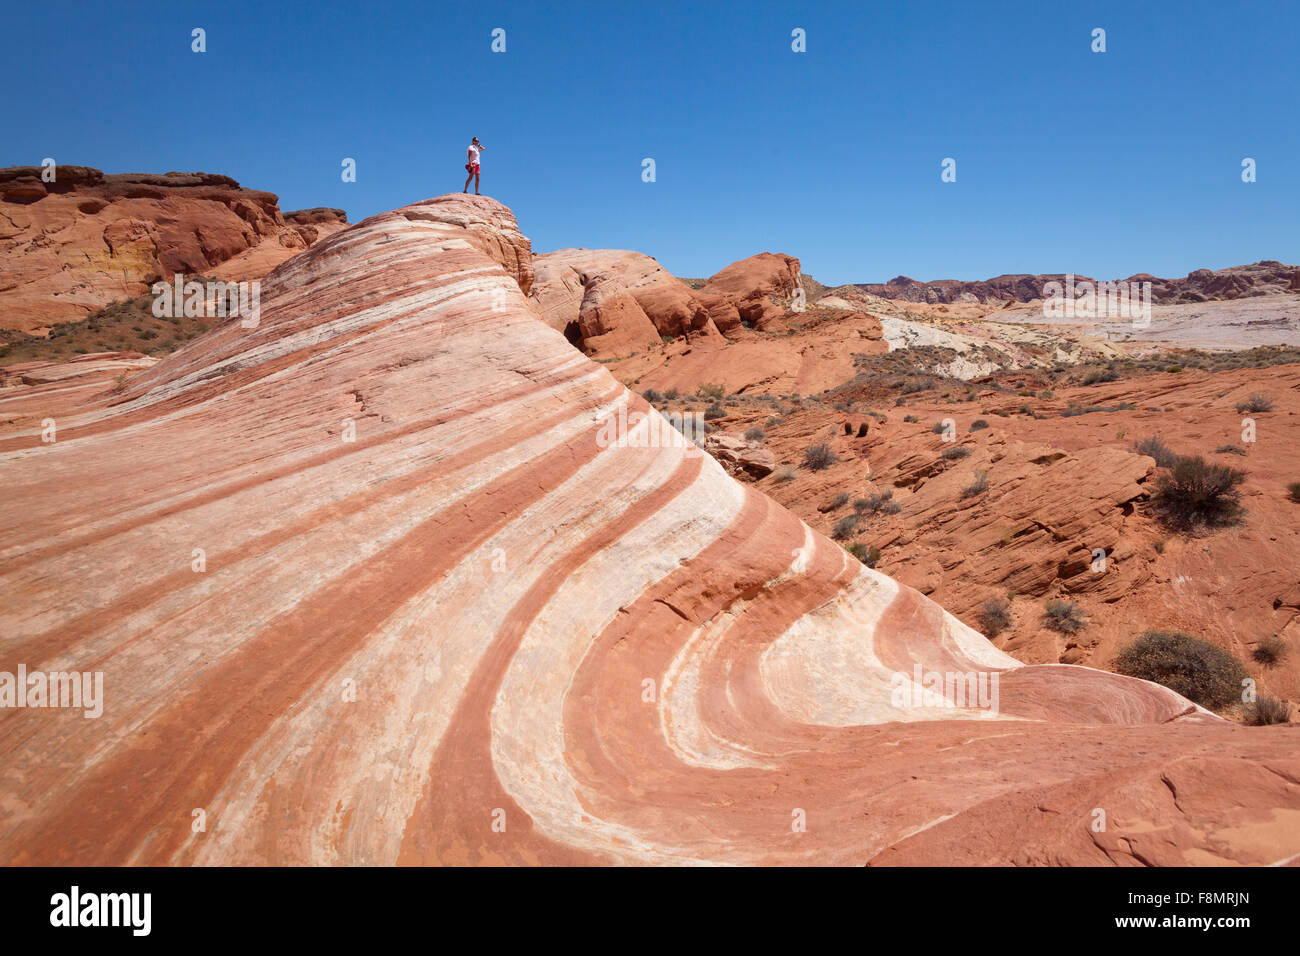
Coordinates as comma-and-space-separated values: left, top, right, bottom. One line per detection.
846, 542, 880, 567
1043, 599, 1087, 634
970, 419, 988, 431
663, 387, 680, 400
642, 388, 662, 403
703, 403, 727, 420
1113, 630, 1247, 710
1150, 454, 1245, 530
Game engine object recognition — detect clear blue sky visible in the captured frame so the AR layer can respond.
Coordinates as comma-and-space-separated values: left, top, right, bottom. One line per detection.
5, 0, 1297, 285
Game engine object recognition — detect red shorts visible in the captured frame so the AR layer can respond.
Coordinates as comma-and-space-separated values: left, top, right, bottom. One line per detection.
466, 163, 480, 175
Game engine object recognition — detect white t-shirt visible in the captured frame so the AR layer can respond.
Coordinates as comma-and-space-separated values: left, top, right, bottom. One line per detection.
468, 144, 481, 166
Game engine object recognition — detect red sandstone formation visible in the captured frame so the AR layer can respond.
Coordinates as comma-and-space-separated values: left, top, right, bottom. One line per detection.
528, 249, 804, 357
0, 195, 1296, 866
0, 165, 346, 332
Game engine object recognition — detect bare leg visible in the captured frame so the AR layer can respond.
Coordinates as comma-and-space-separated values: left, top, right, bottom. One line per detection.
474, 172, 480, 195
463, 171, 473, 193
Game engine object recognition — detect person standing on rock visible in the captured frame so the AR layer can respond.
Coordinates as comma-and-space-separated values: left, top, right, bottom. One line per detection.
463, 137, 484, 194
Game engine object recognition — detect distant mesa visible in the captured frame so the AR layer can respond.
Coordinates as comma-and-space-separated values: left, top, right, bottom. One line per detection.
0, 165, 347, 333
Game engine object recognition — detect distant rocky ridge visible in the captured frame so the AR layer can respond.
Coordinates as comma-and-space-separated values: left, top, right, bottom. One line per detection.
855, 261, 1300, 305
0, 165, 346, 332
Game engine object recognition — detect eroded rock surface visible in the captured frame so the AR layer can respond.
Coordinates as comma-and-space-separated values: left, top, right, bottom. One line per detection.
1, 194, 1295, 866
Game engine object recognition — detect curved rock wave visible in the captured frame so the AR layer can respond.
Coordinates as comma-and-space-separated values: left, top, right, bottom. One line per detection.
1, 195, 1295, 866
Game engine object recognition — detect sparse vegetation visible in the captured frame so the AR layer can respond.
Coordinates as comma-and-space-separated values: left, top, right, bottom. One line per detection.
663, 387, 679, 400
1287, 482, 1300, 503
960, 469, 989, 499
642, 388, 662, 403
931, 421, 947, 434
854, 489, 900, 516
832, 514, 860, 540
1252, 635, 1289, 666
1150, 454, 1246, 530
771, 465, 798, 483
826, 492, 850, 510
703, 403, 727, 420
1235, 393, 1275, 414
744, 426, 765, 442
803, 443, 841, 471
977, 597, 1013, 637
697, 382, 725, 400
941, 445, 971, 461
1114, 630, 1247, 711
845, 542, 881, 567
1042, 599, 1088, 635
1245, 696, 1290, 725
903, 414, 919, 423
1215, 444, 1247, 456
1133, 435, 1178, 469
970, 419, 988, 431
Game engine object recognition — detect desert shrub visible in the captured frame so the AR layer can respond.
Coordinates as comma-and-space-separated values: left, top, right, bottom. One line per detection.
1215, 444, 1246, 456
931, 420, 947, 434
960, 469, 989, 499
1113, 630, 1247, 710
942, 445, 971, 461
698, 382, 726, 400
903, 414, 919, 423
642, 388, 662, 403
771, 465, 797, 483
1245, 696, 1290, 726
854, 489, 899, 516
703, 403, 727, 420
978, 598, 1013, 637
846, 542, 880, 567
1287, 482, 1300, 503
1038, 390, 1054, 400
663, 387, 679, 400
803, 443, 841, 471
1082, 369, 1118, 385
744, 426, 765, 441
1018, 403, 1035, 416
1235, 393, 1274, 413
1252, 635, 1289, 666
970, 419, 988, 431
1165, 365, 1182, 373
832, 514, 860, 540
827, 492, 849, 510
1042, 599, 1088, 635
1132, 435, 1178, 469
1150, 455, 1246, 530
